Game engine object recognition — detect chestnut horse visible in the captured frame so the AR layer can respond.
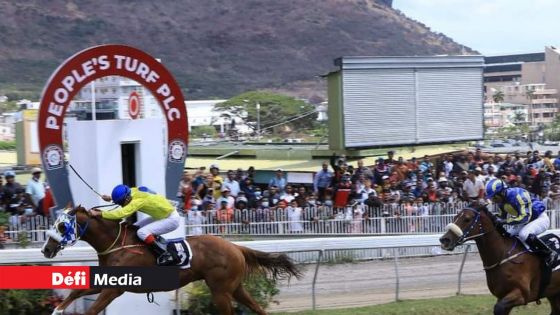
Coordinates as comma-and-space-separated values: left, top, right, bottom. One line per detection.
439, 205, 560, 315
41, 206, 301, 315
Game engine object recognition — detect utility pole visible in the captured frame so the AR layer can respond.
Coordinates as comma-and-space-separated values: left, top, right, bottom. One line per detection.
256, 102, 261, 141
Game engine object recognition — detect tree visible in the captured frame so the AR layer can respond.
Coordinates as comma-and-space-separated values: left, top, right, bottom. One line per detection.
512, 111, 526, 124
213, 91, 316, 135
492, 91, 504, 103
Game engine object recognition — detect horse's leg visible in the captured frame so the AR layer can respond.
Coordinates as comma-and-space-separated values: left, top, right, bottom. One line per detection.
51, 288, 102, 314
211, 291, 234, 315
548, 294, 560, 315
494, 289, 526, 315
233, 284, 267, 315
84, 289, 123, 315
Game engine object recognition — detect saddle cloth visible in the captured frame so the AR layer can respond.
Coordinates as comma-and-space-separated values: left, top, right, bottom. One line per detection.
157, 237, 193, 269
539, 233, 560, 271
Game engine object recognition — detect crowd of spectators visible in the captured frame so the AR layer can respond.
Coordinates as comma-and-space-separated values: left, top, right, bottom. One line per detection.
0, 167, 53, 247
176, 148, 560, 233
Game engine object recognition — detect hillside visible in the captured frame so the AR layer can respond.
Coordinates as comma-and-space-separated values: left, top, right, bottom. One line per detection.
0, 0, 476, 100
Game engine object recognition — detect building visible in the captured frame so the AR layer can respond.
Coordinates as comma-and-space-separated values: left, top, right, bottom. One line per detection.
71, 76, 251, 134
484, 47, 560, 125
484, 102, 528, 128
71, 76, 160, 120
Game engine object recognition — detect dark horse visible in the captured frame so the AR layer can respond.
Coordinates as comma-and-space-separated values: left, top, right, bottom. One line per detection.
439, 205, 560, 315
41, 206, 301, 315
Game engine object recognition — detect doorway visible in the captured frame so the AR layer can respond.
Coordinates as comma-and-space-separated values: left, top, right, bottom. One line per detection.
121, 142, 138, 187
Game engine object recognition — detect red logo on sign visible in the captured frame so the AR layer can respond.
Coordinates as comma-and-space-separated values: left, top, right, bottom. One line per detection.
128, 91, 140, 119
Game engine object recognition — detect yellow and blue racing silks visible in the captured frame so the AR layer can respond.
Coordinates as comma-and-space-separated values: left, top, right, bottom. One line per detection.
497, 187, 544, 225
102, 187, 174, 220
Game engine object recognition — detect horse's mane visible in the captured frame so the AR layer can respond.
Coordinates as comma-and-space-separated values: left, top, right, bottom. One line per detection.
470, 203, 510, 238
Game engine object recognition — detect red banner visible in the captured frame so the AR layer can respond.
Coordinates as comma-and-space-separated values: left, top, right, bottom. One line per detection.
0, 266, 180, 290
0, 266, 89, 289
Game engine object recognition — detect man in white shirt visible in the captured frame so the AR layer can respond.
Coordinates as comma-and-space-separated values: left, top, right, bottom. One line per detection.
223, 170, 240, 197
25, 167, 46, 215
443, 154, 454, 178
462, 170, 485, 201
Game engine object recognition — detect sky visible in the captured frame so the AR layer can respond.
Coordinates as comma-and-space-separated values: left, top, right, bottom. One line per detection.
393, 0, 560, 55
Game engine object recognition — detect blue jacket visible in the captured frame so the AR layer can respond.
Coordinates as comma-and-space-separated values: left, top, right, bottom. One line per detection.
497, 187, 545, 225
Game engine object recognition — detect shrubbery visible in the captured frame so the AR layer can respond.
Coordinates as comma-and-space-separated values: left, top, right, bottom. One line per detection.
184, 273, 279, 314
0, 290, 63, 315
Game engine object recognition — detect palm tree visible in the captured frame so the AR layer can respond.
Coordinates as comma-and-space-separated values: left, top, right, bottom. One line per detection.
512, 111, 526, 124
493, 91, 505, 103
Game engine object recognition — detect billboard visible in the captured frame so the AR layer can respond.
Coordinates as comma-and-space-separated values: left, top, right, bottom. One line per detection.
327, 56, 484, 150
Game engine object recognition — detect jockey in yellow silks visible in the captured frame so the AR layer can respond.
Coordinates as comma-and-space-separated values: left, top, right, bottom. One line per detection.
90, 185, 180, 263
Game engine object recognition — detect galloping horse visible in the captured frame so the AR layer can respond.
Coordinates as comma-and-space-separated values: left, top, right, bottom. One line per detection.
439, 205, 560, 315
41, 205, 301, 315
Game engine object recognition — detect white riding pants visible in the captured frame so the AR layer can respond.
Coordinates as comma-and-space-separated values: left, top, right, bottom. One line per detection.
135, 211, 181, 241
507, 212, 550, 242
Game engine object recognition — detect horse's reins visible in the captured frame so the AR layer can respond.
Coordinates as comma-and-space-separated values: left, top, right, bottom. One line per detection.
445, 207, 527, 270
97, 220, 144, 256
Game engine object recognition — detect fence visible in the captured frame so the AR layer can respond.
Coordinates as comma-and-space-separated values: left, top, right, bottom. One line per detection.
4, 201, 560, 246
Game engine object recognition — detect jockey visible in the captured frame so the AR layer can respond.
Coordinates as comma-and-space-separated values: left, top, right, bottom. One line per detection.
90, 185, 181, 264
486, 178, 557, 267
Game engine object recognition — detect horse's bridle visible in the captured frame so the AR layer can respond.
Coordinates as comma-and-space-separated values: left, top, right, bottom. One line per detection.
46, 209, 90, 251
445, 207, 488, 245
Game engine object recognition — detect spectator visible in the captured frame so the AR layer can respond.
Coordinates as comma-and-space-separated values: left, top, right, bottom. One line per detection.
419, 155, 433, 175
287, 200, 303, 233
544, 150, 555, 172
194, 174, 214, 201
373, 158, 389, 185
3, 171, 23, 215
215, 200, 234, 230
313, 162, 333, 202
436, 177, 453, 203
353, 159, 373, 182
25, 167, 46, 216
407, 157, 419, 172
223, 170, 240, 197
385, 150, 396, 168
443, 154, 454, 177
177, 171, 193, 212
209, 164, 223, 200
400, 182, 416, 203
463, 170, 485, 202
295, 186, 309, 207
241, 178, 258, 207
216, 187, 235, 210
268, 169, 287, 194
554, 151, 560, 170
394, 157, 409, 181
281, 185, 296, 203
267, 185, 281, 206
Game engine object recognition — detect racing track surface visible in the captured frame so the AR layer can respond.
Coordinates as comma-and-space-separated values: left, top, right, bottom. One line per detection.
270, 253, 490, 312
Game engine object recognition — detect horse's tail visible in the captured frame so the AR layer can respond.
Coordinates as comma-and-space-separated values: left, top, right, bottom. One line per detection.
237, 245, 302, 281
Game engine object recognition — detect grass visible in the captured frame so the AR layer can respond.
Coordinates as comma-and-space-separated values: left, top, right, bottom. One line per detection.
272, 295, 550, 315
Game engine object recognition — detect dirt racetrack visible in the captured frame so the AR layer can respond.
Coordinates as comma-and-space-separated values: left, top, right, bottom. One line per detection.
271, 253, 490, 312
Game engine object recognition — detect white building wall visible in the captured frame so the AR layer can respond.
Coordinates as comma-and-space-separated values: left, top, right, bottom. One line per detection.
67, 118, 181, 314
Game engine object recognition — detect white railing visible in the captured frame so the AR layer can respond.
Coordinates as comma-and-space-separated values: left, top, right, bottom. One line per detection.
3, 201, 560, 245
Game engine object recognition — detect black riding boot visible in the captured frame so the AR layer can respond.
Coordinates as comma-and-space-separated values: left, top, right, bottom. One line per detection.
149, 242, 165, 257
527, 234, 558, 268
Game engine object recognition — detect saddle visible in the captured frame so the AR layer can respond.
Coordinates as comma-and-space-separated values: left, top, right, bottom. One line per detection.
154, 236, 193, 268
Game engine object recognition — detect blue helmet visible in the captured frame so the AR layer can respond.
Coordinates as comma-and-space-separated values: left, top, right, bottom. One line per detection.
486, 179, 507, 199
111, 185, 131, 205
